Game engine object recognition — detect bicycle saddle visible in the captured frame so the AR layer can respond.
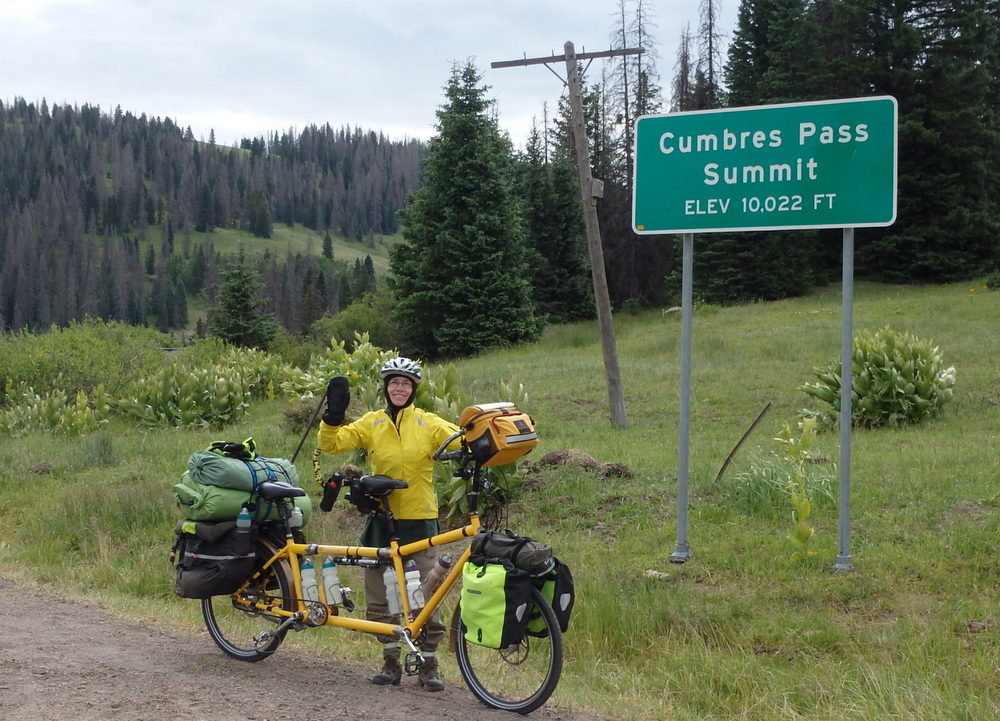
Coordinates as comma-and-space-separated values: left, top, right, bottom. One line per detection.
358, 475, 408, 495
257, 481, 307, 500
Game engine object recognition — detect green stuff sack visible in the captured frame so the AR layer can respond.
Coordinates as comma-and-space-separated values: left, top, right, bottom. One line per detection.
526, 558, 575, 636
187, 450, 300, 491
173, 471, 312, 524
460, 561, 532, 649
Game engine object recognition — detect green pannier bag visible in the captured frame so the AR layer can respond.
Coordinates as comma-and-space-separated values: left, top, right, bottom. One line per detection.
526, 557, 575, 636
173, 471, 313, 524
460, 560, 533, 648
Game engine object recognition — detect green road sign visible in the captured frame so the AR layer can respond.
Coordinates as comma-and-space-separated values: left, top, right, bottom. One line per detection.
632, 96, 897, 234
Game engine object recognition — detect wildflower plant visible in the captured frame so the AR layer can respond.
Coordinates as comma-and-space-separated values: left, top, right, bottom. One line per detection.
775, 418, 822, 562
801, 325, 956, 429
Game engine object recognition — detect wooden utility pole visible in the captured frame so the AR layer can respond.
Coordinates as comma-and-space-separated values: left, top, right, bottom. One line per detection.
492, 42, 641, 428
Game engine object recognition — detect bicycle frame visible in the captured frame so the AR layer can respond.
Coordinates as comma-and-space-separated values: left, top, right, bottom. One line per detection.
242, 514, 481, 644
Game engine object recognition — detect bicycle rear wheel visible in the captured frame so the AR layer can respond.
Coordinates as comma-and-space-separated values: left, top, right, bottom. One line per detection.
455, 586, 563, 714
202, 539, 293, 662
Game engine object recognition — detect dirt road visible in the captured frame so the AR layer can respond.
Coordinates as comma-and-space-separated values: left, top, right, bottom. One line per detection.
0, 577, 619, 721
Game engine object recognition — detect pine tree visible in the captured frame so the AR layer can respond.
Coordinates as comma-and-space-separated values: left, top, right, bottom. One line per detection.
672, 24, 697, 111
173, 277, 188, 328
208, 248, 279, 349
299, 264, 323, 333
517, 127, 594, 323
724, 0, 812, 106
588, 0, 670, 307
392, 62, 540, 358
849, 0, 1000, 280
694, 0, 725, 109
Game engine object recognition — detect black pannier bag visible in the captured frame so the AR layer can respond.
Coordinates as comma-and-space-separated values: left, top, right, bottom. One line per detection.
526, 558, 575, 636
171, 519, 257, 598
469, 529, 555, 576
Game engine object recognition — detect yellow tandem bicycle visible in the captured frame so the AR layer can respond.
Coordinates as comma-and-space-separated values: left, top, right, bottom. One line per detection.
198, 431, 563, 715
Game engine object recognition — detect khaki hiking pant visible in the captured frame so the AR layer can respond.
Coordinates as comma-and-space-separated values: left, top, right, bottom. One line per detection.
365, 547, 445, 652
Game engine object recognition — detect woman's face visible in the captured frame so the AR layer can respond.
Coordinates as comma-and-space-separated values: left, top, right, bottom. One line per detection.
386, 376, 414, 407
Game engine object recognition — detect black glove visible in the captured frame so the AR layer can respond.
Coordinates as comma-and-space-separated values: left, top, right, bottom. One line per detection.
322, 376, 350, 425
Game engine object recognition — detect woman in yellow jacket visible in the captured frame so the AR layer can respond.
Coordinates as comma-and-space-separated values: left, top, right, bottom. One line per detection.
317, 356, 458, 692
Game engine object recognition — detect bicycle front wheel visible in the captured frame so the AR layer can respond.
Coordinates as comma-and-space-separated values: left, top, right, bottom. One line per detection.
455, 586, 563, 715
202, 539, 293, 662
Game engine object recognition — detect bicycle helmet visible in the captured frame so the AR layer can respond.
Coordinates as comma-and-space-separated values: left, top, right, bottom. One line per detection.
379, 356, 422, 385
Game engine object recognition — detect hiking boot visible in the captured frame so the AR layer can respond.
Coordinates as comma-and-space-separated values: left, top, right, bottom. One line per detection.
371, 649, 402, 686
418, 655, 444, 692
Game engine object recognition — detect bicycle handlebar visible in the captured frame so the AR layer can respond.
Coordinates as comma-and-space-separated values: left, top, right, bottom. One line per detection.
432, 430, 466, 461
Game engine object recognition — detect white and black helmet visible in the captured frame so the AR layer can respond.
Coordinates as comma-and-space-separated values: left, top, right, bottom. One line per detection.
379, 356, 422, 385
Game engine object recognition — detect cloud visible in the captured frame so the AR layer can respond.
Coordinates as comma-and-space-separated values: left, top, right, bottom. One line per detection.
0, 0, 738, 147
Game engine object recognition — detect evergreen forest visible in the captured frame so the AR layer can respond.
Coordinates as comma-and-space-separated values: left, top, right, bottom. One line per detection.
1, 0, 997, 354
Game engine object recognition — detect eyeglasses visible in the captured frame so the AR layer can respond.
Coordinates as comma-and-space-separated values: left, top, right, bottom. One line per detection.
387, 379, 413, 389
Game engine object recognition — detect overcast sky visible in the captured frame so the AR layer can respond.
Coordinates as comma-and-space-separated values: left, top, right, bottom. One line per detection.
1, 0, 739, 149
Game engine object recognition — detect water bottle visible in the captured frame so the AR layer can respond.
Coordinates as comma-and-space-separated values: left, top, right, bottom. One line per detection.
289, 505, 303, 529
321, 556, 343, 606
419, 553, 453, 601
382, 565, 402, 615
405, 560, 424, 611
301, 557, 320, 603
235, 506, 252, 534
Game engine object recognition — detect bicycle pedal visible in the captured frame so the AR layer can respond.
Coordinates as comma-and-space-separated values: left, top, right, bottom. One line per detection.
403, 652, 423, 676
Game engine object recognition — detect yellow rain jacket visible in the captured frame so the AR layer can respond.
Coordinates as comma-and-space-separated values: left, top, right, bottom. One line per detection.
317, 405, 459, 520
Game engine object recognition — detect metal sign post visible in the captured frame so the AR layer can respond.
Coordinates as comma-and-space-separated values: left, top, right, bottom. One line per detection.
834, 227, 856, 572
670, 232, 694, 563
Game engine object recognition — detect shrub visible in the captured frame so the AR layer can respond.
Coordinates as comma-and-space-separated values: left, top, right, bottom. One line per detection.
311, 290, 402, 353
282, 331, 397, 403
800, 325, 956, 429
0, 319, 170, 403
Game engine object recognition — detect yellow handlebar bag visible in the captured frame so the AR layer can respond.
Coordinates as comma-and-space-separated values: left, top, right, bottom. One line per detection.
459, 402, 538, 467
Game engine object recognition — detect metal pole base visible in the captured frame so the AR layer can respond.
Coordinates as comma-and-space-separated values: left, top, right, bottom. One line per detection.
832, 554, 854, 572
669, 544, 692, 564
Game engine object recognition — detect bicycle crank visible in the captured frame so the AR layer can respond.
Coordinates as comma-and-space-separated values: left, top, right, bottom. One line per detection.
255, 610, 305, 648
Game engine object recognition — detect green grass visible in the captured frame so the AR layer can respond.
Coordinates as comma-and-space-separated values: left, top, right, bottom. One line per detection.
199, 224, 400, 276
1, 279, 998, 720
146, 222, 400, 276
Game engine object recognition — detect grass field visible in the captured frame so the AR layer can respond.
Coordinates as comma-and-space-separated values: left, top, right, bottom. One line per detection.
0, 278, 997, 720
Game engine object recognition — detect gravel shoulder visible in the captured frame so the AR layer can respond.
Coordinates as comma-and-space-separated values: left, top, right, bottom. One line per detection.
0, 577, 620, 721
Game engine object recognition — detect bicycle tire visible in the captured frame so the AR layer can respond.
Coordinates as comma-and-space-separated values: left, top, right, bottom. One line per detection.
454, 585, 563, 715
202, 538, 293, 662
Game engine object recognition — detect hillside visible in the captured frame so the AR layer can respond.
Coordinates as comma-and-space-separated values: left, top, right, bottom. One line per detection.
0, 98, 424, 333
